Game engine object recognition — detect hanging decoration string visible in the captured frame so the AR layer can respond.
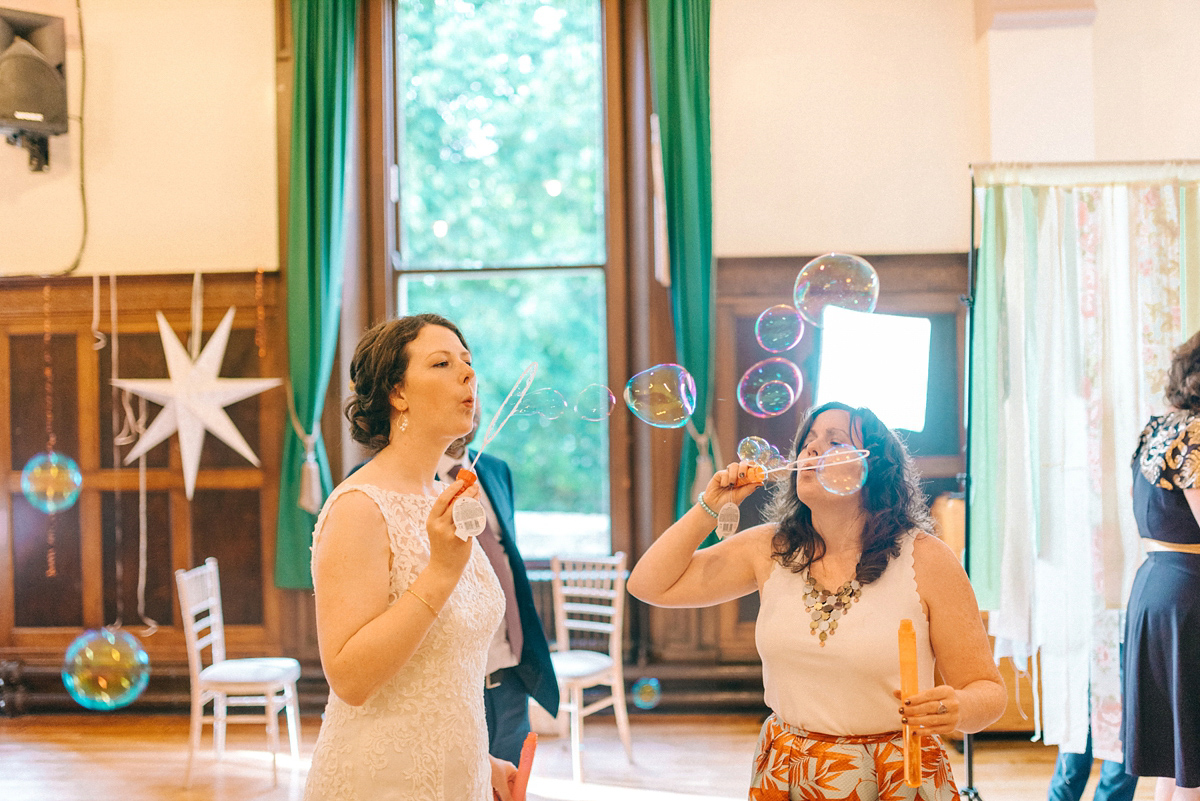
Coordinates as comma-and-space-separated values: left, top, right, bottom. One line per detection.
42, 285, 57, 579
106, 275, 157, 634
188, 271, 204, 360
90, 275, 106, 350
254, 267, 266, 360
286, 379, 323, 515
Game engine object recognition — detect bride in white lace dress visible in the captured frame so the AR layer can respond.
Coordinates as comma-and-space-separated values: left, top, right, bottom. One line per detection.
304, 315, 513, 801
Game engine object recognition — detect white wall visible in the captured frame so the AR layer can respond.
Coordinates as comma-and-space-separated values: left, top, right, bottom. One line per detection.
0, 0, 278, 276
710, 0, 1200, 258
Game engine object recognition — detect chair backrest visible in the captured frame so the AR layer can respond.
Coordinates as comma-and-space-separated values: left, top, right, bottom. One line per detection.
175, 557, 227, 677
549, 552, 627, 661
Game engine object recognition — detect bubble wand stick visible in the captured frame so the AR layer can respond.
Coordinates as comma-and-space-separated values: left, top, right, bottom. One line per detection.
899, 618, 922, 788
449, 363, 538, 540
714, 448, 869, 539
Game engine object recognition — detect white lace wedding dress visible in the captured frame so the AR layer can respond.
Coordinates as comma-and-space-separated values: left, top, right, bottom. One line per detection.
303, 483, 504, 801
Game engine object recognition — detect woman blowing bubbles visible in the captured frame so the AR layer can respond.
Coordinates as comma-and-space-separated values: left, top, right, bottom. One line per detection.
628, 402, 1006, 798
304, 315, 515, 801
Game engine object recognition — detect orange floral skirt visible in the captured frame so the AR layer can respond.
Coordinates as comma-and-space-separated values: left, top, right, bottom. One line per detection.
750, 713, 960, 800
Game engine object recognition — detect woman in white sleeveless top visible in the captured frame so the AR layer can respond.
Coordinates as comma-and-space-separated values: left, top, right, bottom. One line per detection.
305, 315, 514, 801
629, 402, 1005, 799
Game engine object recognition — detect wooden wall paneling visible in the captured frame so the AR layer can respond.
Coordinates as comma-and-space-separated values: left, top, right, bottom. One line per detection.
0, 333, 10, 646
76, 331, 103, 628
602, 0, 633, 561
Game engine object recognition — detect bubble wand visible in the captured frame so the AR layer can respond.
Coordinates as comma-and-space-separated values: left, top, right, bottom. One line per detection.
449, 363, 538, 540
898, 618, 922, 787
713, 448, 869, 539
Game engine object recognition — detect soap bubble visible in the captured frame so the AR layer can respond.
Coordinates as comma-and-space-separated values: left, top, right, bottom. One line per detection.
816, 444, 869, 496
631, 677, 662, 710
624, 364, 696, 429
574, 384, 616, 422
21, 451, 83, 513
792, 253, 879, 327
62, 628, 151, 711
737, 358, 802, 419
755, 305, 805, 353
755, 380, 796, 416
736, 436, 771, 465
764, 445, 790, 471
517, 387, 567, 420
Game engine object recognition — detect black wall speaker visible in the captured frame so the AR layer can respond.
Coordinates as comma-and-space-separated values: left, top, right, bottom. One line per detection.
0, 7, 66, 171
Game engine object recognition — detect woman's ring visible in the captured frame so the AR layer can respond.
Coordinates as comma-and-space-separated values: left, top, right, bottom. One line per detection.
937, 703, 947, 715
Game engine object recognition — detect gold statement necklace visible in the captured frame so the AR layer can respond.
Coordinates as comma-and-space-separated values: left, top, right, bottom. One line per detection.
802, 572, 863, 646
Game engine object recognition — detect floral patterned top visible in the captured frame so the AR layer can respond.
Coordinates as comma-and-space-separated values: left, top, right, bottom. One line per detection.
1132, 411, 1200, 544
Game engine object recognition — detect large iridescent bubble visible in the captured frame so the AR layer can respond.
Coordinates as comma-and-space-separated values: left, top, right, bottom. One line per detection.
755, 305, 805, 353
61, 628, 151, 710
816, 444, 869, 496
792, 253, 879, 327
737, 358, 802, 419
623, 364, 696, 429
21, 451, 83, 513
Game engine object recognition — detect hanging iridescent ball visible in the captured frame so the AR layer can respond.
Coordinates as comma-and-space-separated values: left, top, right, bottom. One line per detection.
62, 628, 151, 710
792, 253, 879, 327
21, 451, 83, 513
631, 677, 662, 710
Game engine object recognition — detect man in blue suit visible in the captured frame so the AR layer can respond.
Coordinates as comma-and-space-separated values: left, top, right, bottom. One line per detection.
438, 419, 559, 765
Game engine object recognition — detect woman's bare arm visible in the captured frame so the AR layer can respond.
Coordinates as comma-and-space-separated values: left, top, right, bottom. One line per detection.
904, 533, 1006, 734
312, 482, 475, 706
627, 462, 771, 608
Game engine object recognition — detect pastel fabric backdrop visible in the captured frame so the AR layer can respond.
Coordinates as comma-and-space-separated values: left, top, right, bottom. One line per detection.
969, 163, 1200, 760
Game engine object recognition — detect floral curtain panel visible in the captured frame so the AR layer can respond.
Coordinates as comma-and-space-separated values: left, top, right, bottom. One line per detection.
969, 164, 1200, 759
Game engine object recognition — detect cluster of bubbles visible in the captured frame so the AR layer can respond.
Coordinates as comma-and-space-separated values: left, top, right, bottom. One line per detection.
61, 628, 151, 710
737, 253, 879, 420
21, 451, 83, 513
511, 255, 877, 431
736, 436, 869, 496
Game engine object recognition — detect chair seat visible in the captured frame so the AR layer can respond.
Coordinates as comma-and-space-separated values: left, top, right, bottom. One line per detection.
199, 657, 301, 690
551, 649, 613, 682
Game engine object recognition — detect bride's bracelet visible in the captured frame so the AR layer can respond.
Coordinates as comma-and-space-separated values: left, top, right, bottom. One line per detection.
696, 492, 720, 519
404, 588, 438, 617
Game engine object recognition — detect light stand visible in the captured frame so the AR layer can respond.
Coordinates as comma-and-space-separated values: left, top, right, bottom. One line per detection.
959, 175, 983, 801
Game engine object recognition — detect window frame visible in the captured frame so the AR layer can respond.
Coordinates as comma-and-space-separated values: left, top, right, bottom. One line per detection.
370, 0, 636, 561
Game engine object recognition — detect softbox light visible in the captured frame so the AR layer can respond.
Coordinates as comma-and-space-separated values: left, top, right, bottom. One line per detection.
815, 305, 932, 432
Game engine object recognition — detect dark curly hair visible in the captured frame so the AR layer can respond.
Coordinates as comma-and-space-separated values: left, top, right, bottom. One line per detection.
344, 314, 469, 452
1165, 329, 1200, 413
765, 401, 932, 586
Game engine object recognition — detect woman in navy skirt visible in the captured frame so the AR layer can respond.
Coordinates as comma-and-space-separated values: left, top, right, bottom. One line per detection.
1123, 329, 1200, 801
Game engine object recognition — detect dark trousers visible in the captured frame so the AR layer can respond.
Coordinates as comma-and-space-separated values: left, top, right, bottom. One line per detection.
1048, 728, 1138, 801
484, 668, 532, 766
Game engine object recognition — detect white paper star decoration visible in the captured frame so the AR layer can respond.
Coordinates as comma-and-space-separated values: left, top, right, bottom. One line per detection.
112, 307, 281, 499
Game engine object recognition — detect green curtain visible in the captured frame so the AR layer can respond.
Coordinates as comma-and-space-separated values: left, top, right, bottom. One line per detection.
967, 186, 1002, 609
275, 1, 357, 589
647, 0, 716, 521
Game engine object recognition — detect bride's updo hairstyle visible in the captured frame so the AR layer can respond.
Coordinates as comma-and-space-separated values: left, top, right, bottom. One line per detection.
345, 314, 469, 452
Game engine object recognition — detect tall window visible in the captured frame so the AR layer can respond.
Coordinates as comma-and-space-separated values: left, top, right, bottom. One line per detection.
393, 0, 611, 558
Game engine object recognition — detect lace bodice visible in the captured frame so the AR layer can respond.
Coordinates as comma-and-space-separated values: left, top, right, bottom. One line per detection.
303, 483, 504, 801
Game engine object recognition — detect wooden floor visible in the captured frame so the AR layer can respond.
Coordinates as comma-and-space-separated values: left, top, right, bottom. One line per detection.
0, 712, 1156, 800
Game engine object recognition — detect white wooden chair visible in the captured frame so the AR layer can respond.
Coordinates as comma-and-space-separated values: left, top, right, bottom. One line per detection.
175, 557, 301, 787
549, 552, 632, 781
